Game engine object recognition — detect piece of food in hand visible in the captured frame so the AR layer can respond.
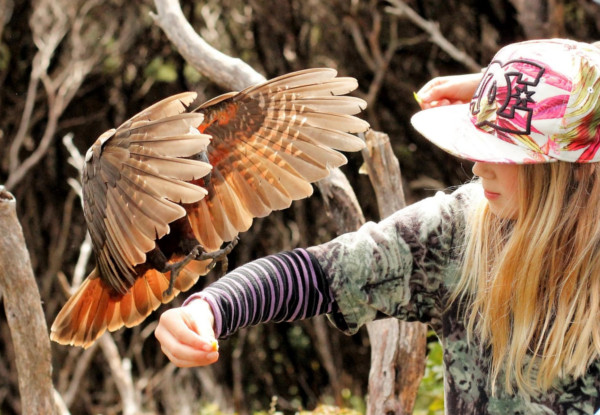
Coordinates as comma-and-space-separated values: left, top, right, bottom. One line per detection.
413, 91, 423, 105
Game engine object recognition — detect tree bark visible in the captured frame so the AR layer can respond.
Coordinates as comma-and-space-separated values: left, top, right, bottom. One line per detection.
316, 168, 365, 234
361, 130, 427, 415
0, 186, 58, 415
508, 0, 565, 38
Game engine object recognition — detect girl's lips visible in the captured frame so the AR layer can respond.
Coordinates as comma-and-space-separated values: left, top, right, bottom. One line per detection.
484, 189, 500, 200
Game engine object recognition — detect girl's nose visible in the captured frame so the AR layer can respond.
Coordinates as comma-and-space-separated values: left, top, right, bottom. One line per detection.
472, 162, 493, 179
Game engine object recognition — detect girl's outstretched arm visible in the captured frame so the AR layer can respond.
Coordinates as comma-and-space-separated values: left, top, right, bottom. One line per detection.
155, 249, 333, 367
416, 73, 482, 109
155, 299, 220, 367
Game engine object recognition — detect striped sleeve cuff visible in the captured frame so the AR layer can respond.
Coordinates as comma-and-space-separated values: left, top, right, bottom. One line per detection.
183, 248, 334, 339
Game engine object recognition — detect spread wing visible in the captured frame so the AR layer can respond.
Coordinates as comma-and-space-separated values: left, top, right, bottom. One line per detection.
188, 68, 369, 251
82, 92, 212, 294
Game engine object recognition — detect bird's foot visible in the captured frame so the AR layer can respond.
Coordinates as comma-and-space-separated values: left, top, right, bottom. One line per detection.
195, 237, 239, 275
161, 238, 239, 297
162, 245, 204, 297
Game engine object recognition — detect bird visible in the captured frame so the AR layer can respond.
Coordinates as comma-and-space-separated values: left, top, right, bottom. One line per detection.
50, 68, 369, 348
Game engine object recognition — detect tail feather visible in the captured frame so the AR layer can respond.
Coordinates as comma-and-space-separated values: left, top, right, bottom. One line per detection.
51, 258, 212, 348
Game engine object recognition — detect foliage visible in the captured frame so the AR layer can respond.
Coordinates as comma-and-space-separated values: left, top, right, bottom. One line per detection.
0, 0, 599, 413
414, 337, 445, 415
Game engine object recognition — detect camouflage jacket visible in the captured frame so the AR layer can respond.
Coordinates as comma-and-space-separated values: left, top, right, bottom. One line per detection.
308, 183, 600, 415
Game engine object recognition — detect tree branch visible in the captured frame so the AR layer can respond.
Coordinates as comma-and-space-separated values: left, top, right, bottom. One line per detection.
6, 0, 117, 191
385, 0, 481, 72
150, 0, 265, 90
0, 186, 58, 414
98, 335, 140, 415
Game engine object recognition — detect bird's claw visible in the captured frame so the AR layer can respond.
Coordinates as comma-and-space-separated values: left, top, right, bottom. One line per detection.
162, 238, 239, 298
195, 237, 239, 275
162, 245, 203, 297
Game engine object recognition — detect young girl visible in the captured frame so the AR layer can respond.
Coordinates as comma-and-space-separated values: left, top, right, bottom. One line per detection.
155, 39, 600, 414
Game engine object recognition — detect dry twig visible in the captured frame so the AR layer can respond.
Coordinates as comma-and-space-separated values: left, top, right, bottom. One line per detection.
385, 0, 481, 72
98, 335, 141, 415
6, 0, 117, 191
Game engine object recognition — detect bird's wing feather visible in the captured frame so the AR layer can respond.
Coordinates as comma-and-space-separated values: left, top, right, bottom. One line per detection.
190, 68, 369, 250
82, 92, 212, 294
50, 257, 211, 348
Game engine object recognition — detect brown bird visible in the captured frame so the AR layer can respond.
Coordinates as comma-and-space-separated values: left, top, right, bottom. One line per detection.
50, 68, 369, 348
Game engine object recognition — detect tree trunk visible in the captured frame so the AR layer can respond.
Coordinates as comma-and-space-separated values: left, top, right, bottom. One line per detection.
361, 130, 427, 415
0, 186, 58, 415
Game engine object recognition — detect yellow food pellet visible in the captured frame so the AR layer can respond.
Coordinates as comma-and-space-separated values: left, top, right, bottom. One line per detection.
211, 340, 219, 352
413, 91, 422, 105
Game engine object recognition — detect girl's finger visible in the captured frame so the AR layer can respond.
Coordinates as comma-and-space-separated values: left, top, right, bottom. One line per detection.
161, 343, 219, 367
157, 326, 219, 367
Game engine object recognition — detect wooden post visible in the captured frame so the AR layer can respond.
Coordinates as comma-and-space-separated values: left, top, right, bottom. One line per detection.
361, 130, 428, 415
0, 186, 58, 415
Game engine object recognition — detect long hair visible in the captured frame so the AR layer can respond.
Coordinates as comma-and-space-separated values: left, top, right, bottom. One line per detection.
456, 162, 600, 395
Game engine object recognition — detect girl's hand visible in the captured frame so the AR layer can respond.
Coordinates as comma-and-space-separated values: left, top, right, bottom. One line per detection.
155, 299, 219, 367
416, 73, 482, 109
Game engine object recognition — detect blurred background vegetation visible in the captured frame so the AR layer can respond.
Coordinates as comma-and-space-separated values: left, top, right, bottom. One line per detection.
0, 0, 599, 413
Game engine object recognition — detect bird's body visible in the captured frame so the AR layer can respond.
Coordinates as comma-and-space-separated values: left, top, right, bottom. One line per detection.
51, 68, 369, 348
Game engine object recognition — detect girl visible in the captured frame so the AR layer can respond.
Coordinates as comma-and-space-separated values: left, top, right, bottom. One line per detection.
155, 39, 600, 414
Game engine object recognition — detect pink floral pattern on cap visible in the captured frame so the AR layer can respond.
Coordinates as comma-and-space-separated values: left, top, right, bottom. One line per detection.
469, 39, 600, 163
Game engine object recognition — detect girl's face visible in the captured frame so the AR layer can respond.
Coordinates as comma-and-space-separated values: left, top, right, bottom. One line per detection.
472, 162, 520, 219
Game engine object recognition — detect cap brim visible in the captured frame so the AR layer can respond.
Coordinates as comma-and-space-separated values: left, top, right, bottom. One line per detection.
411, 104, 554, 164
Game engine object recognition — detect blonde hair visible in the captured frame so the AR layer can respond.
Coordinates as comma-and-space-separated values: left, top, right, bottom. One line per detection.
456, 162, 600, 395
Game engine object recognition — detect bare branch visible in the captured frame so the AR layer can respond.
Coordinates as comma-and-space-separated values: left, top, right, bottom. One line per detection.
62, 133, 84, 174
151, 0, 265, 90
53, 389, 71, 415
8, 0, 71, 173
6, 0, 117, 191
61, 133, 91, 290
98, 335, 141, 415
365, 13, 399, 109
344, 16, 377, 71
385, 0, 481, 72
360, 130, 406, 214
316, 168, 365, 234
56, 344, 97, 407
43, 188, 78, 286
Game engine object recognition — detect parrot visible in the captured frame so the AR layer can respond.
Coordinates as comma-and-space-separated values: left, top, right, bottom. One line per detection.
50, 68, 369, 348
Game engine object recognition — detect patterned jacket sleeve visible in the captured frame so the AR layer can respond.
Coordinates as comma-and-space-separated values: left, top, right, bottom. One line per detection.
308, 182, 482, 335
